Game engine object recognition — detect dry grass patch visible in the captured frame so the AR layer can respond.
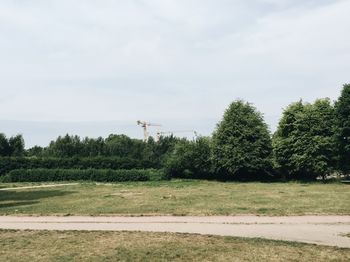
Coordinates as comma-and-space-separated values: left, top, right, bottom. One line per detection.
0, 180, 349, 216
0, 230, 349, 261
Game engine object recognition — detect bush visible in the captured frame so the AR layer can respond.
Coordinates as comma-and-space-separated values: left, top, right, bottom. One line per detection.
0, 157, 156, 176
1, 168, 166, 183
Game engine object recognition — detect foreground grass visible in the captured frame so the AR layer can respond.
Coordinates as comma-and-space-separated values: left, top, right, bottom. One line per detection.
0, 230, 349, 262
0, 180, 349, 216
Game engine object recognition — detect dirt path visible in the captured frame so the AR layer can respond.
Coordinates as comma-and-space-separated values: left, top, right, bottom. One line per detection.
1, 216, 349, 248
0, 183, 79, 191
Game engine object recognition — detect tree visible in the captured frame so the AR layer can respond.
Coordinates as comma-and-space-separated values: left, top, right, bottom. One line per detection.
0, 133, 10, 156
0, 133, 24, 157
272, 101, 304, 179
145, 135, 180, 167
104, 134, 134, 157
211, 100, 272, 180
8, 134, 25, 156
26, 146, 44, 157
164, 137, 212, 179
335, 84, 350, 174
47, 134, 83, 157
273, 99, 337, 180
81, 137, 105, 157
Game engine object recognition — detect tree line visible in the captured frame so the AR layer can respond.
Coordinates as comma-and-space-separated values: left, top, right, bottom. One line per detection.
167, 84, 350, 181
1, 84, 349, 181
0, 134, 183, 179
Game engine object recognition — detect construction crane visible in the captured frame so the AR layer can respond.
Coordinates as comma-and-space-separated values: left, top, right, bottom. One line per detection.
137, 120, 162, 142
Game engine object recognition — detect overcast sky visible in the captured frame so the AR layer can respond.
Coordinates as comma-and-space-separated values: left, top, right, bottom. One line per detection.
0, 0, 349, 147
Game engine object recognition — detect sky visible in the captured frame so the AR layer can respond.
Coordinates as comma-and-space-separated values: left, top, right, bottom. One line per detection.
0, 0, 349, 147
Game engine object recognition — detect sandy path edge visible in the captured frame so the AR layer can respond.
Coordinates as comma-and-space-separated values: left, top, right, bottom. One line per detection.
0, 216, 350, 248
0, 215, 350, 224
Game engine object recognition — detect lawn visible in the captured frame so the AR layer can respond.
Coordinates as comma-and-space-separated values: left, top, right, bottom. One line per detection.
0, 230, 349, 261
0, 180, 349, 216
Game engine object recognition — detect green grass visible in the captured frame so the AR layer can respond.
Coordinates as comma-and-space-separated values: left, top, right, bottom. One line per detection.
0, 230, 349, 261
0, 180, 349, 216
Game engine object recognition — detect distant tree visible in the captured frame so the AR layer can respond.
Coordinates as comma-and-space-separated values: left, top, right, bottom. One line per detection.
335, 84, 350, 174
0, 133, 24, 157
47, 134, 83, 157
0, 133, 11, 156
273, 99, 337, 180
140, 136, 157, 165
8, 134, 25, 156
81, 137, 105, 157
211, 100, 272, 180
104, 134, 134, 157
26, 145, 44, 157
147, 135, 180, 167
153, 136, 179, 159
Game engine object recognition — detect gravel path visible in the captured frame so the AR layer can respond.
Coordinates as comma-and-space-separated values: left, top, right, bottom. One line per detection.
1, 216, 349, 248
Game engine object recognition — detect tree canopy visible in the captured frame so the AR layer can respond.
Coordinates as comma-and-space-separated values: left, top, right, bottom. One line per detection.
273, 99, 337, 180
335, 84, 350, 173
211, 100, 272, 180
0, 133, 25, 157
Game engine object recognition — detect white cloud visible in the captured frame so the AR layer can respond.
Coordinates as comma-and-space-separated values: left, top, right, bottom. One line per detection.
0, 0, 348, 146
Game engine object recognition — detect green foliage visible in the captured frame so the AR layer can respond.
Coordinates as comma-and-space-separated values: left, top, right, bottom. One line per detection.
211, 100, 273, 180
8, 135, 25, 156
140, 135, 180, 168
0, 134, 24, 157
273, 99, 337, 180
29, 133, 179, 169
0, 134, 10, 156
104, 134, 139, 158
26, 146, 44, 157
147, 168, 170, 181
46, 134, 96, 157
0, 157, 153, 176
335, 84, 350, 173
1, 168, 165, 182
272, 101, 304, 178
81, 136, 105, 157
164, 137, 212, 179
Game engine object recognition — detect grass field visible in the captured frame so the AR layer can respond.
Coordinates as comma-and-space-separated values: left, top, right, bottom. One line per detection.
0, 230, 349, 261
0, 180, 349, 216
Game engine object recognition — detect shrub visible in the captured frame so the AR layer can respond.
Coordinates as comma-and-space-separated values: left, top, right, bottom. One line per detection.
0, 157, 155, 176
1, 168, 166, 183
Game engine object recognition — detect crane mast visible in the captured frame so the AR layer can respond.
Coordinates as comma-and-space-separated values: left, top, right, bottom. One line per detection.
137, 121, 197, 142
137, 120, 162, 142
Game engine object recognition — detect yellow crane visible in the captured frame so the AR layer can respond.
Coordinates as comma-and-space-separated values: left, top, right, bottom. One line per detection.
137, 120, 162, 142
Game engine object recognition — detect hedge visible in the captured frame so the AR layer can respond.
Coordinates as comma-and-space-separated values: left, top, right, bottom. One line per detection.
1, 169, 167, 182
0, 157, 156, 176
